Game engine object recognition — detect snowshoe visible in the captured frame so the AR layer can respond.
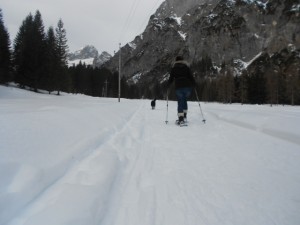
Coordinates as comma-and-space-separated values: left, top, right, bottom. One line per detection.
175, 119, 188, 127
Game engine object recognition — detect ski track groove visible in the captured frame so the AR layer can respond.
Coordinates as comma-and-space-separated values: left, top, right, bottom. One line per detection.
6, 101, 145, 225
160, 102, 300, 225
102, 102, 224, 225
100, 101, 151, 225
206, 109, 300, 146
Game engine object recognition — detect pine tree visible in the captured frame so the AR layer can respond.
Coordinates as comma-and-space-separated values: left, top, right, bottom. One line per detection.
55, 19, 70, 94
239, 71, 249, 104
0, 9, 12, 84
285, 59, 299, 105
13, 11, 47, 91
217, 63, 234, 103
31, 10, 47, 91
43, 26, 59, 93
248, 71, 267, 104
265, 65, 278, 106
56, 19, 68, 66
13, 13, 34, 88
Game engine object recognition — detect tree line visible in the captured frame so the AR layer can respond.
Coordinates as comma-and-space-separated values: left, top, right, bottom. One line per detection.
68, 62, 140, 99
0, 9, 138, 98
191, 52, 300, 106
0, 9, 71, 94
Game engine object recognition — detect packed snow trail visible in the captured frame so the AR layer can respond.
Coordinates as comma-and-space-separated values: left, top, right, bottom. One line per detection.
1, 86, 300, 225
100, 102, 300, 225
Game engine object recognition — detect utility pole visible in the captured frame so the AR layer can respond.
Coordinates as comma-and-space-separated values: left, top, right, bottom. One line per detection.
118, 43, 121, 102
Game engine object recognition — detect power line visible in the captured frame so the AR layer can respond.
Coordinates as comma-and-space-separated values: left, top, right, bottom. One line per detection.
118, 0, 142, 43
118, 0, 165, 44
136, 0, 163, 34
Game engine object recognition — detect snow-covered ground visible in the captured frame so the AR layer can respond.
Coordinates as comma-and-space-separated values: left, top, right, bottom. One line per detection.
1, 85, 300, 225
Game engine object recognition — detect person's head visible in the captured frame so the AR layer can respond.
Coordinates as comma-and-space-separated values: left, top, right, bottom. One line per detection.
175, 56, 184, 61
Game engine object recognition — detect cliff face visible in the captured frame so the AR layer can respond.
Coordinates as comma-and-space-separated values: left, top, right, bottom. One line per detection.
102, 0, 299, 86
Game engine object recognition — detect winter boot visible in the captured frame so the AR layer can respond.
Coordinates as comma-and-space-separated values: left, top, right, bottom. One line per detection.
183, 110, 188, 122
176, 117, 184, 125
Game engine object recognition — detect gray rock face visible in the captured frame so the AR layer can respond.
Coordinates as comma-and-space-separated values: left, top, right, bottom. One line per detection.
68, 45, 99, 61
103, 0, 299, 85
154, 0, 215, 18
93, 51, 112, 67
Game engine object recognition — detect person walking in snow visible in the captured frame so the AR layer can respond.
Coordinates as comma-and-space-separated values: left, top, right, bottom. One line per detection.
151, 98, 156, 110
167, 55, 196, 125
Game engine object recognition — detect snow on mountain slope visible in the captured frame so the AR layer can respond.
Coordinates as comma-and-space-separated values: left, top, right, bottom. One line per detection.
68, 57, 95, 67
0, 85, 300, 225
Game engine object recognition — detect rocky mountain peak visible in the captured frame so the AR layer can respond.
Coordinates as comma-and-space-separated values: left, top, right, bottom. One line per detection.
68, 45, 111, 67
68, 45, 99, 61
94, 51, 112, 66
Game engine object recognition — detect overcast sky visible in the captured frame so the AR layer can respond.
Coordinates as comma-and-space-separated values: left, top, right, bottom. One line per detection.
0, 0, 165, 55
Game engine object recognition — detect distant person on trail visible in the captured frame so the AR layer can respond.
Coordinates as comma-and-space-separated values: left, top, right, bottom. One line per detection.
167, 55, 196, 125
151, 98, 156, 110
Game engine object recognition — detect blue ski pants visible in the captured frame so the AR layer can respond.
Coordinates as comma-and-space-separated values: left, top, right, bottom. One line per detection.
175, 87, 192, 114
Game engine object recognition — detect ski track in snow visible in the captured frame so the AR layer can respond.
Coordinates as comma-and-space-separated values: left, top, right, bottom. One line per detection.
6, 102, 145, 225
99, 102, 300, 225
1, 87, 300, 225
207, 108, 300, 146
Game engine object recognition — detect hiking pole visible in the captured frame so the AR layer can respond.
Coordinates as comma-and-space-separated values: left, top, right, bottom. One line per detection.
165, 89, 169, 124
194, 89, 206, 123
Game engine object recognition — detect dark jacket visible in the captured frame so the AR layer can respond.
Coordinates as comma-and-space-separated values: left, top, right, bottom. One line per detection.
168, 60, 196, 89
